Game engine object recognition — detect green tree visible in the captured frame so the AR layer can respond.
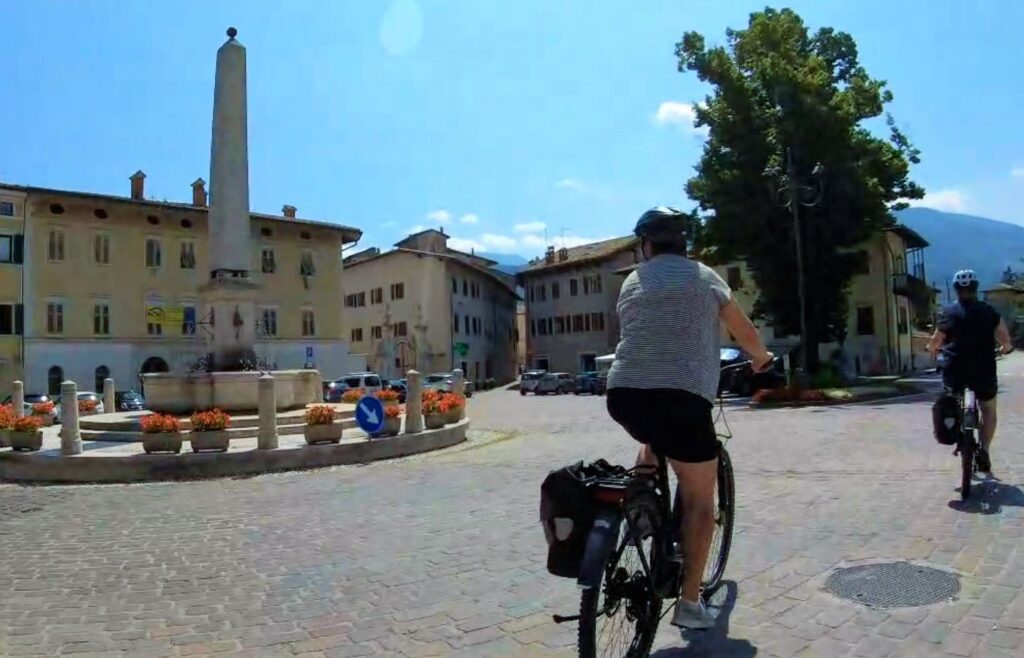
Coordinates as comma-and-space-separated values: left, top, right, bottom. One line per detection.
678, 8, 924, 371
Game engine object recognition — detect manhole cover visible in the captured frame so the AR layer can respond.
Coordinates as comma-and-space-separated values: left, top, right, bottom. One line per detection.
825, 562, 959, 608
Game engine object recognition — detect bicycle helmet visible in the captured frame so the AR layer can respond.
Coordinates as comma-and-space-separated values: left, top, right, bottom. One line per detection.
633, 206, 688, 242
953, 269, 978, 289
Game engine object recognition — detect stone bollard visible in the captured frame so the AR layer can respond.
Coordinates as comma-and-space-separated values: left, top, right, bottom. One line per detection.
451, 369, 466, 421
405, 369, 423, 434
60, 380, 82, 455
103, 378, 115, 414
257, 374, 278, 450
12, 380, 25, 418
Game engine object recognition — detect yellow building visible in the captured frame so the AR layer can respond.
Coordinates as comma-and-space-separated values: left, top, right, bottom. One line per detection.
0, 173, 363, 397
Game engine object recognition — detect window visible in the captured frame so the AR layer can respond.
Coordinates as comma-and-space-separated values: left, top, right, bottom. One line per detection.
147, 304, 163, 336
473, 282, 480, 298
727, 267, 743, 290
47, 302, 64, 334
260, 308, 278, 337
302, 310, 316, 337
452, 278, 458, 294
371, 287, 383, 304
179, 240, 196, 269
395, 321, 408, 337
591, 312, 605, 332
552, 282, 560, 299
529, 286, 534, 303
344, 292, 367, 308
48, 229, 65, 262
390, 282, 405, 300
261, 247, 276, 274
555, 317, 565, 334
538, 318, 548, 336
463, 280, 468, 296
585, 314, 592, 332
145, 238, 162, 268
371, 325, 383, 340
93, 303, 110, 335
0, 201, 13, 216
48, 366, 63, 396
547, 318, 553, 335
95, 366, 110, 394
569, 278, 579, 296
0, 303, 23, 335
530, 320, 536, 337
0, 235, 10, 263
538, 284, 546, 301
453, 313, 460, 333
93, 233, 110, 265
857, 306, 875, 336
182, 306, 196, 336
300, 249, 316, 276
572, 314, 584, 332
351, 327, 364, 342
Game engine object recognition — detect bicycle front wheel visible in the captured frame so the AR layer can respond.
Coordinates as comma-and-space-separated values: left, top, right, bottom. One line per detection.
960, 432, 974, 500
703, 447, 736, 597
578, 530, 662, 658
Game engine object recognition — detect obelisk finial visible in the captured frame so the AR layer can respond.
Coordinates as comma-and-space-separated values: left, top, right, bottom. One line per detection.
227, 27, 238, 39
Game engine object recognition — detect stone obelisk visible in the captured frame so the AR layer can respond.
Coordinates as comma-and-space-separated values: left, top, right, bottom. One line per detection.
200, 27, 260, 371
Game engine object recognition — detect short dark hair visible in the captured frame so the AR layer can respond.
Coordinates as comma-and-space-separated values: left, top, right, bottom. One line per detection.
646, 236, 687, 256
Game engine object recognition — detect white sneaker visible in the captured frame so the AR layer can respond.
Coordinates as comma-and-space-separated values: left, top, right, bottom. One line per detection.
671, 598, 715, 630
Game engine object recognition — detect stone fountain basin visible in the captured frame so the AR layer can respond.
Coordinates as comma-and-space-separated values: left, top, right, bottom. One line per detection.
143, 370, 323, 414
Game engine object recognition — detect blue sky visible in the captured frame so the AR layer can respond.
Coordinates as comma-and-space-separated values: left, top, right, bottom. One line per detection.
2, 0, 1022, 259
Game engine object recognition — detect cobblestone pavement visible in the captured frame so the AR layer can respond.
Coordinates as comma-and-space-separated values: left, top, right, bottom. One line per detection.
3, 357, 1024, 657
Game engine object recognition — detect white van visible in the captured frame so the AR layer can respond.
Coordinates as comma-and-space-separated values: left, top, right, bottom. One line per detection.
324, 372, 383, 401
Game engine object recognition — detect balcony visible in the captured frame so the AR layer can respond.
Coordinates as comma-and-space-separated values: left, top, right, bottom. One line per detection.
892, 270, 931, 302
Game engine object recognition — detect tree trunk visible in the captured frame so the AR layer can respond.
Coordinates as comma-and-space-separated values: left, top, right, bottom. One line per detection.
804, 339, 821, 375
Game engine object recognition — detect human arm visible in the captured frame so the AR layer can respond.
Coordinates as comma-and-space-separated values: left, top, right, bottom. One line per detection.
720, 299, 774, 372
995, 319, 1012, 354
927, 329, 945, 356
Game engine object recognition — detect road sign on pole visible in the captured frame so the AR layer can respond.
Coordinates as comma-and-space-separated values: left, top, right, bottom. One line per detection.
355, 395, 385, 435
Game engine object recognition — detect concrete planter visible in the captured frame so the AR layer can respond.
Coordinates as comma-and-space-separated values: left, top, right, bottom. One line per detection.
190, 430, 231, 453
304, 424, 343, 445
143, 432, 183, 454
33, 415, 54, 427
381, 417, 401, 436
444, 407, 461, 424
425, 414, 445, 430
0, 430, 8, 448
9, 430, 43, 452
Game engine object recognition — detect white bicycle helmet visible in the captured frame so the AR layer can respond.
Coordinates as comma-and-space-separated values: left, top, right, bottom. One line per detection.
953, 269, 978, 289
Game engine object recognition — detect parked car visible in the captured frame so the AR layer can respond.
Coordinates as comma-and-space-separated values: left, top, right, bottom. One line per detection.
423, 373, 474, 397
2, 393, 52, 415
384, 379, 407, 403
518, 370, 546, 396
324, 373, 383, 402
718, 348, 786, 397
114, 390, 145, 411
574, 371, 607, 395
535, 372, 576, 395
55, 392, 104, 423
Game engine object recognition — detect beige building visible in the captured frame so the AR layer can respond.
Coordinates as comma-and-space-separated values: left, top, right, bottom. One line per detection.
0, 173, 363, 397
522, 226, 932, 377
341, 229, 519, 386
516, 237, 641, 373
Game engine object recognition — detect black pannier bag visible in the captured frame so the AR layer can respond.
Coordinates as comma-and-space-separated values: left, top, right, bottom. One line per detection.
540, 459, 624, 578
932, 394, 959, 445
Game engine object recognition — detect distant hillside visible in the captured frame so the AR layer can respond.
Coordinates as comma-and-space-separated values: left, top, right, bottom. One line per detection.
896, 208, 1024, 292
478, 252, 527, 276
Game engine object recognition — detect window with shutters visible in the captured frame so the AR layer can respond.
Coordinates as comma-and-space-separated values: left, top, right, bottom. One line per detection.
351, 327, 363, 342
370, 288, 383, 304
179, 240, 196, 269
569, 278, 579, 296
302, 310, 316, 337
47, 302, 64, 334
260, 308, 278, 337
300, 249, 316, 277
0, 236, 11, 263
0, 201, 13, 216
93, 233, 110, 265
552, 282, 560, 299
555, 317, 565, 334
572, 314, 584, 332
145, 238, 162, 268
453, 313, 460, 333
93, 303, 110, 336
48, 229, 65, 262
371, 325, 383, 340
395, 321, 408, 337
390, 283, 405, 300
0, 303, 24, 335
261, 247, 276, 273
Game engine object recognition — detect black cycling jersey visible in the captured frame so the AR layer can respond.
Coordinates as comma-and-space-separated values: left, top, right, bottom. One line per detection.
938, 299, 1000, 380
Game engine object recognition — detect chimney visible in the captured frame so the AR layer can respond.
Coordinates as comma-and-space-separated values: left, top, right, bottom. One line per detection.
282, 205, 297, 218
545, 246, 556, 264
191, 178, 207, 207
129, 170, 146, 200
558, 247, 569, 262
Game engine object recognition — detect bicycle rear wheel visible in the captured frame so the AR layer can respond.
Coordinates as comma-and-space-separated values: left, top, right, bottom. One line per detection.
703, 447, 735, 597
578, 529, 662, 658
960, 432, 974, 500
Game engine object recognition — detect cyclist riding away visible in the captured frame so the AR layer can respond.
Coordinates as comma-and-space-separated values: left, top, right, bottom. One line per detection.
606, 206, 773, 629
928, 269, 1012, 473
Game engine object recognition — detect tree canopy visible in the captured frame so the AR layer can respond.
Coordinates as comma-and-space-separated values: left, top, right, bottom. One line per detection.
678, 8, 924, 370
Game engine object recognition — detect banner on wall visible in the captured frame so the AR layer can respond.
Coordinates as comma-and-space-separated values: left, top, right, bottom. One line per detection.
145, 306, 185, 325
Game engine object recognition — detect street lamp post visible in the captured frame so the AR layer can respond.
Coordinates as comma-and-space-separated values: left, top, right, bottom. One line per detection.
766, 148, 824, 382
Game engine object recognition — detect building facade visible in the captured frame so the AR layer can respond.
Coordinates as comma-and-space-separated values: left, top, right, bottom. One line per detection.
0, 174, 364, 397
341, 229, 519, 386
516, 237, 640, 373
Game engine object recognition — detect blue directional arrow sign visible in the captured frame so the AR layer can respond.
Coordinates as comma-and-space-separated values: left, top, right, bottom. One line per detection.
355, 395, 385, 435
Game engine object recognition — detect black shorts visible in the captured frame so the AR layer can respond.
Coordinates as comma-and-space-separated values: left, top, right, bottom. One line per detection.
606, 388, 719, 463
943, 372, 998, 402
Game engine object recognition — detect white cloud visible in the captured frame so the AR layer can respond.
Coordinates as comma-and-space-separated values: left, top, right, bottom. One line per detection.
447, 237, 484, 252
907, 189, 968, 213
1012, 167, 1024, 178
555, 178, 587, 191
480, 233, 518, 252
520, 234, 546, 248
408, 224, 427, 234
425, 209, 451, 223
653, 101, 707, 135
460, 213, 479, 225
514, 221, 547, 233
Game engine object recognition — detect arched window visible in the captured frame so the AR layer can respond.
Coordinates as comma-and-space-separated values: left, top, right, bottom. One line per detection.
95, 365, 110, 393
140, 357, 169, 374
48, 366, 63, 396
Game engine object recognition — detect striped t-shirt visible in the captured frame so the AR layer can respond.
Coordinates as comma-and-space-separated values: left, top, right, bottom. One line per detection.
606, 254, 731, 402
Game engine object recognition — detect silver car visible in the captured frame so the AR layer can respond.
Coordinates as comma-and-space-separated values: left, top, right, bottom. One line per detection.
535, 373, 575, 395
519, 370, 546, 396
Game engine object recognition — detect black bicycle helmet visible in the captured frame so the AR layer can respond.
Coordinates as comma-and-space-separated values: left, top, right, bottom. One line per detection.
633, 206, 688, 242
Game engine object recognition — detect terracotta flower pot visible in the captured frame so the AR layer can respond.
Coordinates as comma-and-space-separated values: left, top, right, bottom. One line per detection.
190, 430, 230, 453
382, 417, 401, 436
143, 432, 183, 454
9, 430, 42, 452
425, 414, 445, 430
304, 424, 343, 445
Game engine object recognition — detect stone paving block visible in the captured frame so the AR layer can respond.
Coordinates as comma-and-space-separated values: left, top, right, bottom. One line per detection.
943, 630, 981, 656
